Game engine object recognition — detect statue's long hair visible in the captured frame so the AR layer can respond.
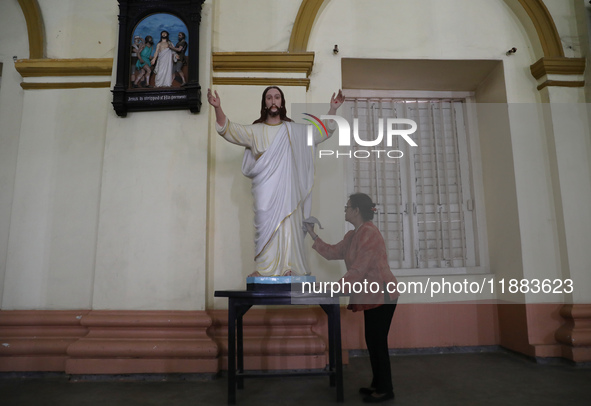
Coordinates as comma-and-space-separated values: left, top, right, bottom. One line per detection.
252, 86, 293, 124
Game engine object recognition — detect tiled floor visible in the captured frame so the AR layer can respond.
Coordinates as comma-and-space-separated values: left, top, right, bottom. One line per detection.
1, 351, 590, 405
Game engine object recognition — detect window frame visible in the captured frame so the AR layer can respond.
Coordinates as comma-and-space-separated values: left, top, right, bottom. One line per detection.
343, 89, 489, 277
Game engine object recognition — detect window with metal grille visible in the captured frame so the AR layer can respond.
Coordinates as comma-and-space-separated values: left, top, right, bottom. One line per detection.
345, 95, 479, 272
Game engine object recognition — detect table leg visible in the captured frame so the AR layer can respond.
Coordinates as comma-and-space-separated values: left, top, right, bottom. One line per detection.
321, 304, 344, 402
236, 304, 251, 390
333, 305, 344, 402
228, 299, 237, 404
328, 308, 336, 387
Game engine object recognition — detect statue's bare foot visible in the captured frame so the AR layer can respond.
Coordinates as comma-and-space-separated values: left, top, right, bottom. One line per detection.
248, 271, 262, 277
282, 270, 294, 276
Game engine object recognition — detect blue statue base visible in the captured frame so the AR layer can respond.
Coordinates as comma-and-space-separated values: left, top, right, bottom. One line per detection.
246, 276, 317, 291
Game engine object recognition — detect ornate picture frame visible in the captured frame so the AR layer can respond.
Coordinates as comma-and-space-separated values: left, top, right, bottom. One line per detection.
112, 0, 205, 117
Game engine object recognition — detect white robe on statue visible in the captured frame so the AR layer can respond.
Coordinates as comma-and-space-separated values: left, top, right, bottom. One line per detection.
154, 46, 173, 87
217, 119, 333, 276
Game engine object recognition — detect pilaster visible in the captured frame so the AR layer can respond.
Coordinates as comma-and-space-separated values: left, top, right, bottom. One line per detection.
531, 57, 591, 363
555, 304, 591, 362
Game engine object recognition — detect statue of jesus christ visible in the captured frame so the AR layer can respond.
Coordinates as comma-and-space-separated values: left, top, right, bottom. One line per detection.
207, 86, 344, 277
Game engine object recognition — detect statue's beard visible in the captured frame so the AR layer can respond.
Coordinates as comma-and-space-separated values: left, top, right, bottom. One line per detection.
266, 105, 282, 118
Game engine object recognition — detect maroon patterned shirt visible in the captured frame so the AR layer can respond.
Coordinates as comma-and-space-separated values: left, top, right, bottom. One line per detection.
312, 221, 400, 312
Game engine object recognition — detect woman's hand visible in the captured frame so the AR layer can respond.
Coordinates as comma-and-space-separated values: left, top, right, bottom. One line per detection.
305, 223, 317, 240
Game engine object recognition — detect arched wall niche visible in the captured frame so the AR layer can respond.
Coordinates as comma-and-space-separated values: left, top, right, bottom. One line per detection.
287, 0, 583, 89
288, 0, 562, 57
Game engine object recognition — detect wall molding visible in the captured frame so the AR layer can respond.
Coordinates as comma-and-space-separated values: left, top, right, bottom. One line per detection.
212, 52, 314, 76
67, 311, 218, 374
516, 0, 564, 57
288, 0, 325, 53
530, 57, 586, 80
212, 77, 310, 89
536, 80, 585, 91
20, 81, 112, 90
15, 58, 113, 78
0, 309, 328, 374
530, 57, 586, 92
0, 310, 90, 372
211, 52, 314, 89
208, 308, 330, 371
0, 303, 505, 374
17, 0, 44, 59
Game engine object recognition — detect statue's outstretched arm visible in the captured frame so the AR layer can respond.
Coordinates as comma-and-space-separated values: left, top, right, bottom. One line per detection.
207, 88, 226, 127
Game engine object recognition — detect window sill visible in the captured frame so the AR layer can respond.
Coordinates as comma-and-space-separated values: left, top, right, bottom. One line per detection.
392, 266, 489, 277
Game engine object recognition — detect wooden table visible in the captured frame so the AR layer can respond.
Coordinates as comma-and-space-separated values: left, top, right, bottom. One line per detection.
214, 289, 344, 404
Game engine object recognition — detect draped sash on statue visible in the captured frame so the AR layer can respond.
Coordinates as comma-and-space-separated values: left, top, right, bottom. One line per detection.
241, 122, 315, 262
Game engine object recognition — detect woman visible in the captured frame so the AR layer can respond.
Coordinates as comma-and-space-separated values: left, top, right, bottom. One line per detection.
305, 193, 399, 403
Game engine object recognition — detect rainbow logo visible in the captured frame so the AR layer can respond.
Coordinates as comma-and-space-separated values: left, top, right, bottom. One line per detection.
302, 113, 328, 139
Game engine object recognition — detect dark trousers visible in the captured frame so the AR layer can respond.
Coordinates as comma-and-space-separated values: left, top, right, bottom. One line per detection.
364, 302, 397, 394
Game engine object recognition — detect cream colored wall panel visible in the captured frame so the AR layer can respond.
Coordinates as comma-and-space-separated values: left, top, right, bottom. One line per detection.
92, 3, 213, 311
208, 86, 260, 308
213, 0, 301, 52
506, 105, 564, 299
38, 0, 118, 59
539, 100, 591, 303
475, 103, 524, 299
93, 108, 209, 311
0, 0, 29, 308
2, 88, 109, 309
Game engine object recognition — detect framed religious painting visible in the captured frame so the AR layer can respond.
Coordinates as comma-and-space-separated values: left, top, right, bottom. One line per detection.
112, 0, 205, 117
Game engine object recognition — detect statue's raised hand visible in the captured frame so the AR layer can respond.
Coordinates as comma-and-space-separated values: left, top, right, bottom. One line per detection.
207, 88, 221, 108
328, 89, 345, 114
208, 89, 227, 127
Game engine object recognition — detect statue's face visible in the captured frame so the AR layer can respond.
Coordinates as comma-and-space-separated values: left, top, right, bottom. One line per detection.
265, 88, 282, 115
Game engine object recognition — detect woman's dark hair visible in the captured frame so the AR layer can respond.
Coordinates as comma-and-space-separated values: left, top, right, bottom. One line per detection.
252, 86, 293, 124
349, 193, 376, 221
